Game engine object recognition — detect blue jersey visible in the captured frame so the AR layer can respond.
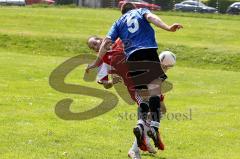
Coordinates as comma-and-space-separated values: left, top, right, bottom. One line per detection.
107, 8, 158, 59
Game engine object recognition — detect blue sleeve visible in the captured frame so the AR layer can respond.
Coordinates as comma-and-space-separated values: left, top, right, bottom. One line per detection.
139, 8, 151, 16
107, 21, 119, 42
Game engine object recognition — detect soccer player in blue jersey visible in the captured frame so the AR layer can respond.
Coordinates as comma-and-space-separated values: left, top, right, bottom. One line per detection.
86, 2, 183, 157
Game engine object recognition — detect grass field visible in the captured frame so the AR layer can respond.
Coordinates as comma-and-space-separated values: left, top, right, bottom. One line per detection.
0, 7, 240, 159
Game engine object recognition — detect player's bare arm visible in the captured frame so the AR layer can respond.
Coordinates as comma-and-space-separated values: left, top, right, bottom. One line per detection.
99, 37, 113, 57
86, 38, 113, 72
144, 13, 183, 32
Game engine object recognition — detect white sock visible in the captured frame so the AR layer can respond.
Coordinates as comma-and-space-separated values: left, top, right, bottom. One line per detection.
131, 138, 139, 152
150, 121, 160, 129
137, 119, 145, 126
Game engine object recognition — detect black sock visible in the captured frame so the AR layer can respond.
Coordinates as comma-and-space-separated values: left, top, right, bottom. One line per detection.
149, 96, 161, 122
137, 102, 149, 120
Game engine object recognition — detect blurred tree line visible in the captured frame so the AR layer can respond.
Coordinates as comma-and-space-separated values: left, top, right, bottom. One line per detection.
55, 0, 238, 13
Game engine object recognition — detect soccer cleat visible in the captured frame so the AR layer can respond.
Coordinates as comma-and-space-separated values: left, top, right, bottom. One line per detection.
145, 128, 157, 154
147, 127, 165, 150
133, 125, 148, 151
146, 142, 157, 154
128, 149, 141, 159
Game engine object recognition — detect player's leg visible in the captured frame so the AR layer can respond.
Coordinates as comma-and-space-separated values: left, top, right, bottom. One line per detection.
128, 119, 156, 158
127, 49, 166, 150
128, 90, 157, 157
128, 139, 141, 159
128, 96, 147, 159
137, 88, 165, 150
147, 80, 165, 150
133, 100, 149, 151
147, 94, 165, 150
144, 119, 157, 154
136, 90, 158, 153
144, 49, 165, 150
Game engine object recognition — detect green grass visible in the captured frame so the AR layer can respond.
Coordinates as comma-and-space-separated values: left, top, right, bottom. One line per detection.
0, 7, 240, 159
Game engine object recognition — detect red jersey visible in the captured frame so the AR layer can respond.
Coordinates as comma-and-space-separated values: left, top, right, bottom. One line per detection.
96, 39, 165, 103
97, 38, 124, 83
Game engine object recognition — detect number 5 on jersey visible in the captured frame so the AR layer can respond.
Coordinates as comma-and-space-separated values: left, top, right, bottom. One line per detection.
127, 14, 139, 33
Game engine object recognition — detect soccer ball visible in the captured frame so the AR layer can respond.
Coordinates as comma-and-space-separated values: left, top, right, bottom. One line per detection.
159, 51, 176, 66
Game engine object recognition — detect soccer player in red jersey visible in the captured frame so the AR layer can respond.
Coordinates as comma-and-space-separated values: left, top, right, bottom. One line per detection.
87, 36, 125, 89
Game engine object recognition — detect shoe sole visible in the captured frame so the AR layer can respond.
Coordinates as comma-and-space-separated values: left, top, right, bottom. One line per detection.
147, 130, 164, 150
133, 127, 148, 151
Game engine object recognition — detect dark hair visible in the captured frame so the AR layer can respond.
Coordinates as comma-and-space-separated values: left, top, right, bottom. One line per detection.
121, 2, 136, 14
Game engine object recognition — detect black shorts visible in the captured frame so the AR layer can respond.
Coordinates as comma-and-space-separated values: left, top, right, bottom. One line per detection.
127, 48, 167, 89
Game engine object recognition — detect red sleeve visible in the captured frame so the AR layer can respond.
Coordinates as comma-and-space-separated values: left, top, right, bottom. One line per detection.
102, 52, 112, 65
96, 55, 103, 67
111, 38, 124, 53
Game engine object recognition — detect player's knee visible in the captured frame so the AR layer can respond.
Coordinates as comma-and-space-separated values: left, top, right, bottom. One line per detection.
149, 96, 160, 111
